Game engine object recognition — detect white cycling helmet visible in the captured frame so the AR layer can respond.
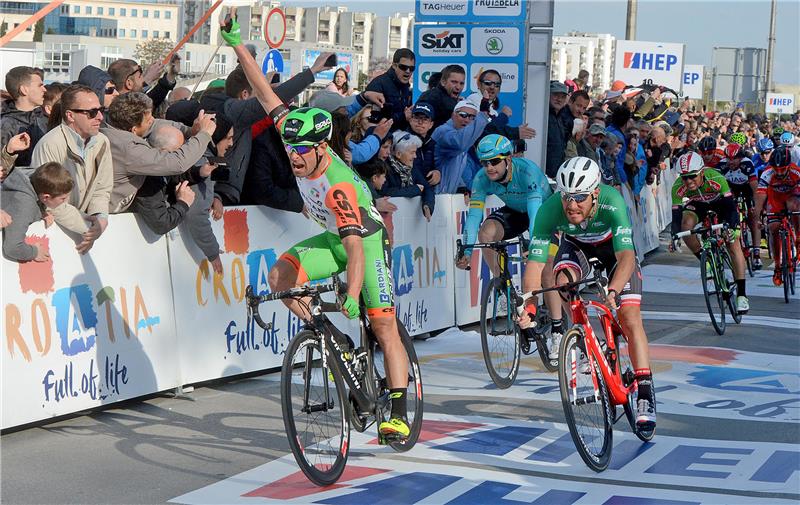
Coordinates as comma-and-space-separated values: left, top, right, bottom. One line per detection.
676, 151, 704, 175
556, 157, 601, 194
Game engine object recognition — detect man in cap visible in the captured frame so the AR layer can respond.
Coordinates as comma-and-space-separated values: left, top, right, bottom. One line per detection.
404, 102, 440, 186
431, 95, 488, 193
546, 80, 569, 178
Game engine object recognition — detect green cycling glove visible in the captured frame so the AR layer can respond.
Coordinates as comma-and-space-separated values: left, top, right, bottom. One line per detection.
220, 18, 242, 47
342, 294, 360, 320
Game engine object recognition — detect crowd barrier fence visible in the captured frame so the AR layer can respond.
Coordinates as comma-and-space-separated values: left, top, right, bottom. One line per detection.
2, 182, 675, 429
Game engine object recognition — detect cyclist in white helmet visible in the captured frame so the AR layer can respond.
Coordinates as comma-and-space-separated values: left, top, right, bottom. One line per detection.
522, 157, 655, 430
779, 132, 800, 166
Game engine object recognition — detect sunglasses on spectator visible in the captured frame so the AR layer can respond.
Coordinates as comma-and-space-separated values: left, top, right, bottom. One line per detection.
284, 144, 317, 156
481, 157, 507, 167
126, 65, 143, 80
69, 108, 103, 119
396, 63, 415, 73
481, 80, 501, 88
681, 173, 701, 181
104, 86, 117, 95
561, 192, 592, 203
457, 111, 476, 120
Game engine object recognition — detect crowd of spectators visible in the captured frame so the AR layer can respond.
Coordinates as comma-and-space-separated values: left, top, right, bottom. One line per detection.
1, 44, 799, 266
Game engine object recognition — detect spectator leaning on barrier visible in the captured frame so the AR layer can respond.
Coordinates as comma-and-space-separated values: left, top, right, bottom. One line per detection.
418, 64, 465, 130
382, 130, 435, 221
365, 48, 415, 132
1, 162, 73, 262
545, 80, 569, 178
101, 92, 216, 214
1, 66, 47, 170
131, 123, 224, 275
31, 84, 113, 253
404, 101, 440, 187
431, 94, 489, 194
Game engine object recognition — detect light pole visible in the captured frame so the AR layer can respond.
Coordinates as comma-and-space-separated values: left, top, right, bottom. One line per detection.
765, 0, 777, 94
625, 0, 637, 40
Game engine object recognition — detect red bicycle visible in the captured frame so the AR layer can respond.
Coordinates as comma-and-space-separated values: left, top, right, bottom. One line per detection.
533, 258, 654, 472
766, 210, 800, 303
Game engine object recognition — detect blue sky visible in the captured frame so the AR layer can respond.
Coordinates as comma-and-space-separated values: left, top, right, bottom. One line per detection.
280, 0, 799, 84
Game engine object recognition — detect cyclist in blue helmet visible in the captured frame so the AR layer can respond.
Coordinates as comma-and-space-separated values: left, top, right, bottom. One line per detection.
457, 134, 564, 357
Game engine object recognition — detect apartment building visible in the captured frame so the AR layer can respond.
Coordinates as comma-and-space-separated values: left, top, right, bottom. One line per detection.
551, 32, 615, 92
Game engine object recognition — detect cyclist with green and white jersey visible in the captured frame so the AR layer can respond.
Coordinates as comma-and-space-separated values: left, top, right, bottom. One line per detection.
669, 152, 749, 314
220, 18, 411, 440
521, 157, 656, 430
455, 134, 563, 356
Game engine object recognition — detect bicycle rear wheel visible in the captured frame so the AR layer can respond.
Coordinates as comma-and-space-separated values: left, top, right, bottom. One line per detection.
719, 247, 742, 324
558, 328, 613, 472
741, 226, 754, 277
700, 249, 726, 335
781, 232, 792, 303
281, 330, 349, 486
371, 319, 423, 452
480, 277, 521, 389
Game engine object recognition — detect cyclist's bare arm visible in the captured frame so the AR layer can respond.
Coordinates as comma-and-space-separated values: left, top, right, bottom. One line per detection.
228, 41, 283, 115
754, 193, 767, 217
341, 235, 365, 303
610, 249, 636, 295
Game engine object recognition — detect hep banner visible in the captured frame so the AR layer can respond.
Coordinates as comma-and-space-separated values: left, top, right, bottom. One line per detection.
613, 40, 685, 92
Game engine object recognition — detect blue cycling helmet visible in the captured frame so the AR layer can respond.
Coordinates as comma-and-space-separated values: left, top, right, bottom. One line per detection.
756, 137, 774, 153
780, 131, 795, 146
476, 134, 513, 161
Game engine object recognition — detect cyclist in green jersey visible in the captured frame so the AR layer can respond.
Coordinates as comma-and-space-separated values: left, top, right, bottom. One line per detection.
220, 18, 411, 439
522, 157, 656, 430
669, 152, 749, 313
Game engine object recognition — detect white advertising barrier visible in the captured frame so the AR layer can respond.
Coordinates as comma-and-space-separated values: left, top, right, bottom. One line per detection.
452, 195, 525, 326
766, 93, 795, 114
167, 207, 359, 385
613, 40, 685, 92
1, 214, 181, 429
386, 196, 456, 335
682, 64, 704, 99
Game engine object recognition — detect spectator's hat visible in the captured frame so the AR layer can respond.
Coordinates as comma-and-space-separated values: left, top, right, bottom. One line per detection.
412, 102, 434, 118
309, 90, 355, 112
604, 90, 623, 101
588, 123, 607, 136
611, 80, 626, 91
165, 99, 203, 127
77, 65, 115, 105
550, 80, 569, 95
455, 94, 481, 112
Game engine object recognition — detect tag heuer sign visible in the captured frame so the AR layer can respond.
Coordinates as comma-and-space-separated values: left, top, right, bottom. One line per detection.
473, 0, 522, 16
418, 27, 467, 57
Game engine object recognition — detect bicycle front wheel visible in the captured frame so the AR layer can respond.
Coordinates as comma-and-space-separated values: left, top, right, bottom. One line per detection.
480, 277, 521, 389
781, 232, 794, 302
281, 330, 349, 486
719, 247, 742, 324
741, 226, 754, 277
558, 328, 613, 472
700, 249, 726, 335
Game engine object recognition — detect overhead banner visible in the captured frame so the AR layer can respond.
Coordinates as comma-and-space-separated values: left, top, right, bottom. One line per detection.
303, 49, 353, 82
413, 23, 526, 123
415, 0, 528, 23
682, 64, 704, 100
1, 215, 181, 429
766, 93, 795, 114
613, 40, 685, 92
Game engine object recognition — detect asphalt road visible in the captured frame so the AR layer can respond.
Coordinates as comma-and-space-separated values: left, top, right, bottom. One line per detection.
2, 246, 798, 505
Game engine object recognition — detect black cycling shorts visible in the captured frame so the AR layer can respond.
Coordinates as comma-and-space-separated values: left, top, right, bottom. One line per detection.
730, 183, 754, 210
683, 200, 739, 228
486, 206, 529, 240
553, 236, 643, 306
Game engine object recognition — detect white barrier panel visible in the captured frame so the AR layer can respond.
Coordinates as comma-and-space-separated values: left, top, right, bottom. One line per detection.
167, 207, 358, 385
385, 196, 456, 335
452, 195, 525, 326
1, 215, 181, 429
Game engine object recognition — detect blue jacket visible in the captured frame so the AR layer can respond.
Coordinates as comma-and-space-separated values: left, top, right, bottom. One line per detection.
431, 114, 489, 194
606, 125, 628, 186
348, 134, 381, 165
630, 141, 648, 196
380, 156, 436, 215
408, 130, 436, 178
365, 69, 412, 131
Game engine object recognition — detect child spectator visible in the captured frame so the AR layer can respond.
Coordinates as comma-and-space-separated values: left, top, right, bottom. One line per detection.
1, 162, 72, 262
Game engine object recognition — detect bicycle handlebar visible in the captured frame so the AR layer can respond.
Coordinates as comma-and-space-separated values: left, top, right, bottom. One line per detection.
674, 223, 725, 239
245, 278, 346, 330
456, 238, 529, 271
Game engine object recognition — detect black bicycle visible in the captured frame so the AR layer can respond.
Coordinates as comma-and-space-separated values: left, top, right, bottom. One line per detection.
245, 278, 423, 486
456, 238, 559, 389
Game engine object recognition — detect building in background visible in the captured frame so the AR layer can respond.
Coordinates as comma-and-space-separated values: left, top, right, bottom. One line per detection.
370, 12, 414, 63
551, 32, 615, 93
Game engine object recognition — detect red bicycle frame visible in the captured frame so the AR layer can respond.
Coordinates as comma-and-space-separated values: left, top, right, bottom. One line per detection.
567, 297, 634, 407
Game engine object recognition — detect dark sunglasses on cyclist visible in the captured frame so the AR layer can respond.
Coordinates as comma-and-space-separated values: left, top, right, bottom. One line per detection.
561, 192, 592, 203
396, 63, 415, 73
481, 157, 506, 167
681, 173, 701, 181
457, 111, 476, 120
69, 108, 103, 119
284, 144, 316, 156
481, 80, 501, 88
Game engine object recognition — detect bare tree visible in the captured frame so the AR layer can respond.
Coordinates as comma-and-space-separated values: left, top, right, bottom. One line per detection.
133, 38, 175, 66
